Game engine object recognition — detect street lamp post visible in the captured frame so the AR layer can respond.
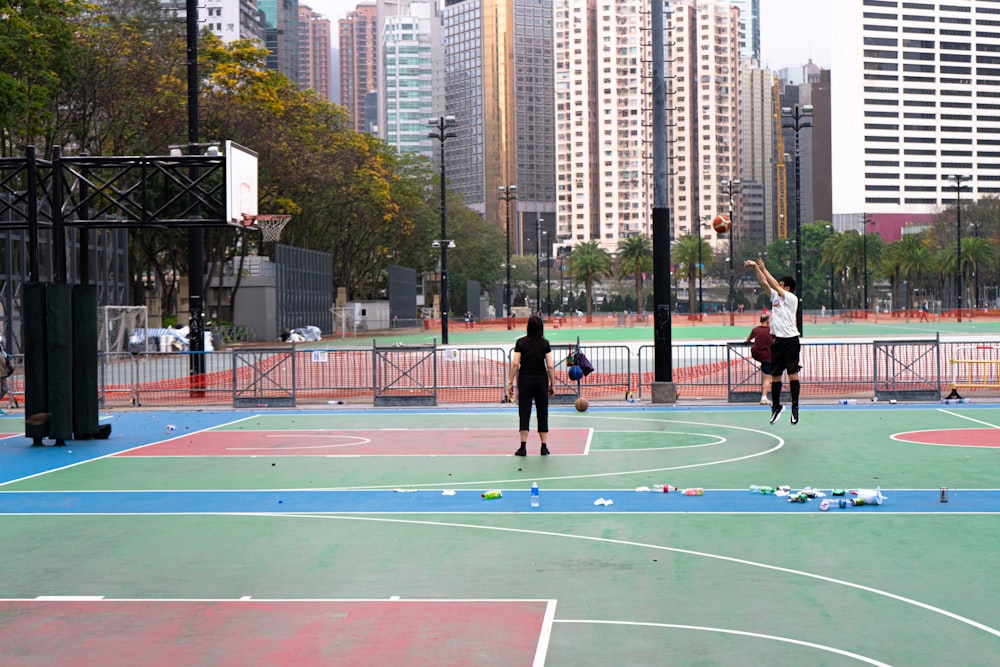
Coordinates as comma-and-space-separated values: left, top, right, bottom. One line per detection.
724, 180, 741, 326
535, 218, 543, 313
544, 231, 552, 315
498, 185, 516, 324
697, 216, 709, 317
861, 212, 872, 315
970, 221, 980, 309
782, 104, 813, 335
948, 175, 969, 322
428, 115, 457, 343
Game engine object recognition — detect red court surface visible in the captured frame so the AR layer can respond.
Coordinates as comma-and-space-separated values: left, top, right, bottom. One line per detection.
0, 599, 550, 665
115, 428, 593, 457
892, 428, 1000, 447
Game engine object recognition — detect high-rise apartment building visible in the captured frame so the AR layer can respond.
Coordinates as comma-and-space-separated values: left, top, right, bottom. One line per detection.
258, 0, 300, 83
442, 0, 556, 254
553, 0, 741, 252
377, 0, 439, 153
740, 66, 776, 243
669, 1, 742, 244
299, 5, 333, 102
339, 4, 378, 133
161, 0, 265, 44
831, 0, 1000, 237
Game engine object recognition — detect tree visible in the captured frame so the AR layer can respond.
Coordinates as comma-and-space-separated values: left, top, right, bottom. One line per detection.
566, 241, 612, 317
671, 233, 712, 315
616, 234, 653, 313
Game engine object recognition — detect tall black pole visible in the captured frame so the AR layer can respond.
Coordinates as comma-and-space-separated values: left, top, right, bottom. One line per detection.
862, 212, 869, 315
428, 116, 456, 343
439, 146, 449, 343
546, 233, 552, 315
783, 104, 811, 336
186, 0, 205, 380
650, 0, 675, 402
726, 180, 739, 326
697, 219, 703, 316
500, 186, 515, 324
951, 175, 966, 322
535, 218, 541, 313
971, 221, 979, 309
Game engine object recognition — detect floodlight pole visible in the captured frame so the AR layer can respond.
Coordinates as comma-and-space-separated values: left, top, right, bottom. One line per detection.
782, 104, 813, 335
949, 175, 969, 322
428, 116, 457, 343
499, 185, 516, 323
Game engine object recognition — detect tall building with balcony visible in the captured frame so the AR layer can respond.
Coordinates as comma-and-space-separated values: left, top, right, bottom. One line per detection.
553, 0, 740, 252
161, 0, 265, 44
442, 0, 556, 254
340, 4, 378, 133
831, 0, 1000, 238
299, 5, 333, 102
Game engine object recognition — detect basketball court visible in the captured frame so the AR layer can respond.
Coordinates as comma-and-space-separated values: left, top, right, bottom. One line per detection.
1, 402, 998, 665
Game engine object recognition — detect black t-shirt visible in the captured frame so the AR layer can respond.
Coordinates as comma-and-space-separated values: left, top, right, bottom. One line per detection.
514, 336, 551, 377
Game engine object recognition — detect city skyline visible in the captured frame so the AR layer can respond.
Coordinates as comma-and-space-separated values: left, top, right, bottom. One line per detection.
307, 0, 831, 71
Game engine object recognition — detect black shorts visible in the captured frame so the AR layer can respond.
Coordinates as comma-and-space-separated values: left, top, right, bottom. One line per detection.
770, 336, 801, 376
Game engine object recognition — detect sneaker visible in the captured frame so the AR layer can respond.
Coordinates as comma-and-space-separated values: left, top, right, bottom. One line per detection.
769, 405, 785, 425
540, 444, 550, 456
514, 445, 527, 456
790, 405, 799, 425
759, 396, 771, 406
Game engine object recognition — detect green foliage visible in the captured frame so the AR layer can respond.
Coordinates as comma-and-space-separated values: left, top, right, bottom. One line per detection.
566, 241, 613, 316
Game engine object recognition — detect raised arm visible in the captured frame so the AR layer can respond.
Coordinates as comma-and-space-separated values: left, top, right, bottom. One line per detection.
744, 258, 785, 297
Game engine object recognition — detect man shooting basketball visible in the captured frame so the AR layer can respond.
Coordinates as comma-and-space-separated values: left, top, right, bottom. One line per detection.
745, 258, 801, 425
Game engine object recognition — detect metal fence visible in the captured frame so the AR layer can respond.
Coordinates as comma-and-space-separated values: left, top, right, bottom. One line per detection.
4, 339, 995, 410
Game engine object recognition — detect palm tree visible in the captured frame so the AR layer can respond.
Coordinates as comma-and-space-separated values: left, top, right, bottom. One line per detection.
566, 241, 613, 318
672, 233, 712, 316
616, 234, 653, 313
895, 235, 933, 311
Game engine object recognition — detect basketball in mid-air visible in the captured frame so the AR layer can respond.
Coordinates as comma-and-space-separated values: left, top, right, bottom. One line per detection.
575, 397, 589, 412
711, 214, 732, 234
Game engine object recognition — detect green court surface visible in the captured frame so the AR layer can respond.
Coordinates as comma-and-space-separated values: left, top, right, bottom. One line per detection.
1, 403, 998, 665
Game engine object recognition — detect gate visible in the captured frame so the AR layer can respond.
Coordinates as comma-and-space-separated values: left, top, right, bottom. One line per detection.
373, 343, 436, 406
726, 343, 761, 402
873, 338, 940, 401
233, 349, 296, 407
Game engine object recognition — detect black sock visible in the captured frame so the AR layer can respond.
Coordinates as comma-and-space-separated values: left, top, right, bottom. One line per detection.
790, 380, 800, 406
772, 381, 782, 406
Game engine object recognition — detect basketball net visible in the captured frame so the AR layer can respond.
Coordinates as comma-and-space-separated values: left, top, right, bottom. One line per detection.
240, 213, 291, 243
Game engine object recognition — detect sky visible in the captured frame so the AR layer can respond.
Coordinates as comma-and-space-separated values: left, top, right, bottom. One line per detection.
304, 0, 831, 70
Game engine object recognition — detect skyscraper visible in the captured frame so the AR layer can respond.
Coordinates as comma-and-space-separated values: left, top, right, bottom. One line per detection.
299, 5, 333, 102
831, 0, 1000, 234
441, 0, 556, 252
257, 0, 300, 83
340, 4, 378, 133
377, 0, 439, 153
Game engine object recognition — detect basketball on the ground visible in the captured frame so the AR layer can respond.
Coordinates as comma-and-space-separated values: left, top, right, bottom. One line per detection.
575, 397, 588, 412
712, 214, 731, 234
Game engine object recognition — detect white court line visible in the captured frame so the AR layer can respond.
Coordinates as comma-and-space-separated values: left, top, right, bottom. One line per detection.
274, 513, 1000, 642
534, 600, 557, 667
226, 436, 371, 451
937, 408, 1000, 429
556, 620, 892, 666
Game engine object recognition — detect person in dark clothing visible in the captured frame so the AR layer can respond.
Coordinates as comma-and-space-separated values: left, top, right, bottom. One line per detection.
745, 313, 773, 405
507, 315, 555, 456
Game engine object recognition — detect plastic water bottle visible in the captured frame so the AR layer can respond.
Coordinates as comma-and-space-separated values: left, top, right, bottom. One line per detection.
681, 487, 703, 496
481, 490, 502, 500
749, 485, 775, 494
530, 482, 540, 507
655, 484, 677, 493
839, 399, 858, 405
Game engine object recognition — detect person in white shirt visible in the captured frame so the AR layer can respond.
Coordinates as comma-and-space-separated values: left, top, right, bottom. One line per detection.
745, 258, 801, 425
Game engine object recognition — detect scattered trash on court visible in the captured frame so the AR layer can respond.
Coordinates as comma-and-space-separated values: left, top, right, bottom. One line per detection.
593, 497, 614, 506
393, 488, 418, 493
165, 425, 175, 431
441, 490, 455, 496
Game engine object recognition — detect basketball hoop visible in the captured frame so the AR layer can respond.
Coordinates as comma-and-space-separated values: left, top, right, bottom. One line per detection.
240, 214, 291, 243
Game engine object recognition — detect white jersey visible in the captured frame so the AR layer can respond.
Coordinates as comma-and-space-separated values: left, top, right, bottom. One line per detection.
769, 288, 800, 338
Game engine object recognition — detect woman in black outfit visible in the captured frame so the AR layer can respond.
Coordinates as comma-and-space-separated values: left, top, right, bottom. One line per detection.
507, 315, 555, 456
